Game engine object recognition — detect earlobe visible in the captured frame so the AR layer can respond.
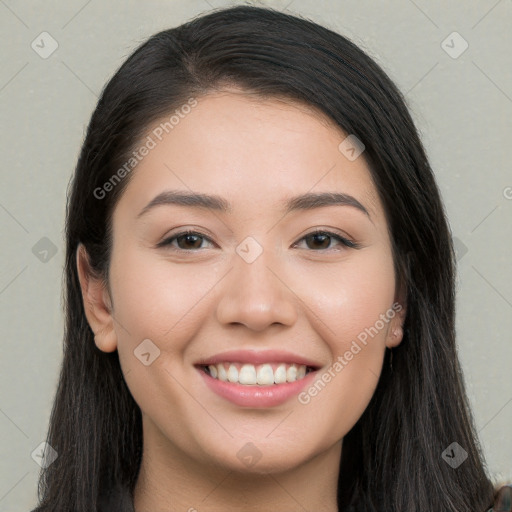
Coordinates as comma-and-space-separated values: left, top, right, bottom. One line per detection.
386, 298, 407, 349
76, 244, 118, 353
387, 324, 404, 348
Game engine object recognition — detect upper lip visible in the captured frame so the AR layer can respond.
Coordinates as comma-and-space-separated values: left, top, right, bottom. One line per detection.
194, 349, 322, 369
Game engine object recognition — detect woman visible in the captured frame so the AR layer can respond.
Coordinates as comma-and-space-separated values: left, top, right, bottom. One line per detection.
31, 5, 511, 511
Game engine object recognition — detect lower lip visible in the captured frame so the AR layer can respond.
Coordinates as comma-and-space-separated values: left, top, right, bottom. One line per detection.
197, 367, 318, 408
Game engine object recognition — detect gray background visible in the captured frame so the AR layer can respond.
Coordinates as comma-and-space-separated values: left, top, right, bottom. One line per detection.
1, 1, 511, 510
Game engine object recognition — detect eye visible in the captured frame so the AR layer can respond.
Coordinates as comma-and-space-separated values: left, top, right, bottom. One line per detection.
293, 229, 360, 251
157, 230, 215, 251
157, 229, 360, 252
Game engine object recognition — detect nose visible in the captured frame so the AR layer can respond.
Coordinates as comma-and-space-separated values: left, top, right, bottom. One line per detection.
215, 245, 298, 332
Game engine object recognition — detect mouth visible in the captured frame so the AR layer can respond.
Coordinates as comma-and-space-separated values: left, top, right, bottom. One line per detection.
194, 350, 322, 408
198, 362, 316, 386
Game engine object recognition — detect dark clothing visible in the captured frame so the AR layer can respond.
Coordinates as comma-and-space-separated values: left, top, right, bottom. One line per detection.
489, 484, 512, 512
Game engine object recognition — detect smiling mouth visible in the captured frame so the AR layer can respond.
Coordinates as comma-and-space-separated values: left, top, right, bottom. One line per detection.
198, 362, 316, 386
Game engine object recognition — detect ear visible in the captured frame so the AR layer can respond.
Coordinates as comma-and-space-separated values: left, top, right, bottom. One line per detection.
76, 243, 118, 353
385, 285, 407, 349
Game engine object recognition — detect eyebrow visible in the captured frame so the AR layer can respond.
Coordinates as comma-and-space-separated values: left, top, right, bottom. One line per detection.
136, 190, 372, 220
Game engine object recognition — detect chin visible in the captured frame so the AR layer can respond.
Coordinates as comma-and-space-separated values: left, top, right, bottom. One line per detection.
198, 439, 314, 475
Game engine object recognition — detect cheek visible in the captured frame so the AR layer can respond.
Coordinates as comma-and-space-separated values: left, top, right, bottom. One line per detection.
109, 247, 222, 346
108, 249, 215, 427
299, 246, 396, 351
292, 246, 395, 429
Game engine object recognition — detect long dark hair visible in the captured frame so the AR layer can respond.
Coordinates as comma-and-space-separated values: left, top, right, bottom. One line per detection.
32, 5, 499, 511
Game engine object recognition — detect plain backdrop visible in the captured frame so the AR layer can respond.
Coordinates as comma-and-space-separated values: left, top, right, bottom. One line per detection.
0, 1, 511, 510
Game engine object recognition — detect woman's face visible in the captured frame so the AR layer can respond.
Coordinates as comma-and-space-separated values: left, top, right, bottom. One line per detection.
79, 89, 405, 474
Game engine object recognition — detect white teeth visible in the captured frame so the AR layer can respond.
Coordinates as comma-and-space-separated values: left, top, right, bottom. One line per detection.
206, 362, 310, 386
227, 364, 239, 383
274, 364, 287, 384
217, 364, 228, 382
286, 364, 297, 382
239, 364, 257, 385
256, 364, 274, 385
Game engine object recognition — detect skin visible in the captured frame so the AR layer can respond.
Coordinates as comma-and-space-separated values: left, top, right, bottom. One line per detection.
77, 88, 406, 512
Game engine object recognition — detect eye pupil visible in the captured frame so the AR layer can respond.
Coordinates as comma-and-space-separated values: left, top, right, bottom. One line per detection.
178, 233, 202, 249
308, 233, 330, 250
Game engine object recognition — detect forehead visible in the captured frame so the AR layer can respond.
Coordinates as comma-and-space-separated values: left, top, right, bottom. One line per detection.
113, 90, 383, 224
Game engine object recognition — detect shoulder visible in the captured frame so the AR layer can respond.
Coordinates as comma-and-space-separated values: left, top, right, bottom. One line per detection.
488, 483, 512, 512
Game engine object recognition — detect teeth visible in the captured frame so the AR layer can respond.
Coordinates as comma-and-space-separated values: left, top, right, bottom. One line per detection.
274, 364, 287, 384
256, 364, 274, 385
239, 364, 257, 385
286, 364, 297, 382
227, 364, 239, 383
217, 364, 228, 382
205, 362, 311, 386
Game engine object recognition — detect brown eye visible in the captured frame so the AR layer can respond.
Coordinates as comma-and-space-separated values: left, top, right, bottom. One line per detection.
304, 232, 332, 250
175, 233, 204, 249
158, 231, 214, 251
295, 230, 359, 251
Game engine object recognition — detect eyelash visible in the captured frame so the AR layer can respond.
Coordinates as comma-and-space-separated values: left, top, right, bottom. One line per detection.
157, 229, 361, 252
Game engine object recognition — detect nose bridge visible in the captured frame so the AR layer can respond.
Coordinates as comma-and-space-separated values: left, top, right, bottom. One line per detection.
215, 235, 297, 331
